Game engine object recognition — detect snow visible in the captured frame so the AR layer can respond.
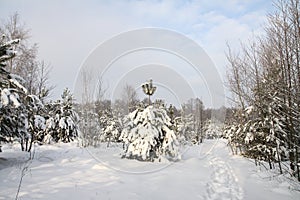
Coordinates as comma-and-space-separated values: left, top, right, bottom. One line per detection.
0, 88, 21, 108
45, 117, 55, 130
34, 115, 46, 130
0, 89, 10, 106
9, 78, 28, 94
245, 106, 254, 115
244, 132, 254, 144
0, 139, 299, 200
59, 117, 67, 129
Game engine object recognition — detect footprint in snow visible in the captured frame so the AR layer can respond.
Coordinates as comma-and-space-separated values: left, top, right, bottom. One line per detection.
205, 157, 243, 200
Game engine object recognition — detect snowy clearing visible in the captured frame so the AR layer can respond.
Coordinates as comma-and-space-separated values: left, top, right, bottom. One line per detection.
0, 139, 299, 200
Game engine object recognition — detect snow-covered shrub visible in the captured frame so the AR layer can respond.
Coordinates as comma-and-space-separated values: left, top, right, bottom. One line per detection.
120, 105, 180, 161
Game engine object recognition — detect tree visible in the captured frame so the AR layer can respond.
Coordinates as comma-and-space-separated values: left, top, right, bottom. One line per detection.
141, 79, 156, 105
121, 84, 138, 113
0, 35, 50, 152
0, 37, 24, 142
101, 112, 121, 147
120, 105, 180, 161
175, 112, 195, 144
0, 12, 53, 99
225, 0, 300, 180
44, 88, 79, 143
21, 94, 44, 151
181, 98, 205, 144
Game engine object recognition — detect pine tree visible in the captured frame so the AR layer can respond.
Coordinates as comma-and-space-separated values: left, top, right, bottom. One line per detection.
26, 94, 45, 149
0, 36, 50, 151
0, 37, 29, 146
44, 88, 79, 143
120, 105, 180, 161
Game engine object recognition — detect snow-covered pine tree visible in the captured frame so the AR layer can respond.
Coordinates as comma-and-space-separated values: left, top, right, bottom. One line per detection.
43, 100, 60, 144
0, 37, 48, 151
26, 94, 45, 149
0, 37, 30, 148
120, 105, 180, 161
44, 88, 79, 143
224, 94, 287, 170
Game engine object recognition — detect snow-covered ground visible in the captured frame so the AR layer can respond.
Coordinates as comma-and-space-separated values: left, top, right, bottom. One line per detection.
0, 139, 299, 200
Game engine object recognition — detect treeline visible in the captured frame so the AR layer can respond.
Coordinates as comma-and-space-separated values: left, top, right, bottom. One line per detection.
224, 0, 300, 181
78, 94, 229, 147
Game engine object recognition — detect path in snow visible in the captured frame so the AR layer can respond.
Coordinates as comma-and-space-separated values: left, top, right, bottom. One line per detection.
205, 155, 243, 200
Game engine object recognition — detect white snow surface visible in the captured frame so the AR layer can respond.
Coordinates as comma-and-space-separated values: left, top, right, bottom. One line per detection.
0, 139, 299, 200
0, 88, 21, 108
34, 115, 46, 130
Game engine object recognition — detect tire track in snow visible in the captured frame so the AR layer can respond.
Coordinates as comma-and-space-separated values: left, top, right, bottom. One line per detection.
205, 156, 243, 200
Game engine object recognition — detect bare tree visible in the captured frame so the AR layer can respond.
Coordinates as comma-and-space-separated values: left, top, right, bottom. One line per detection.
36, 61, 54, 102
0, 12, 53, 98
79, 68, 94, 105
121, 84, 138, 113
95, 75, 108, 102
181, 98, 205, 144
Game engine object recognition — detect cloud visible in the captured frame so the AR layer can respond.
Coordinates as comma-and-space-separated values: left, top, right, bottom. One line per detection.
0, 0, 273, 106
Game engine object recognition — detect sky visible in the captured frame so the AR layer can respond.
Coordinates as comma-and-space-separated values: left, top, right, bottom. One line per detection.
0, 0, 275, 108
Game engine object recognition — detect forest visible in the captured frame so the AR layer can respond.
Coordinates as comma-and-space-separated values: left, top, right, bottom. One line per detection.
0, 0, 300, 199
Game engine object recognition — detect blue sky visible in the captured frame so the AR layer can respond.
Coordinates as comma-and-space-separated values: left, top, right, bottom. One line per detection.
0, 0, 274, 107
